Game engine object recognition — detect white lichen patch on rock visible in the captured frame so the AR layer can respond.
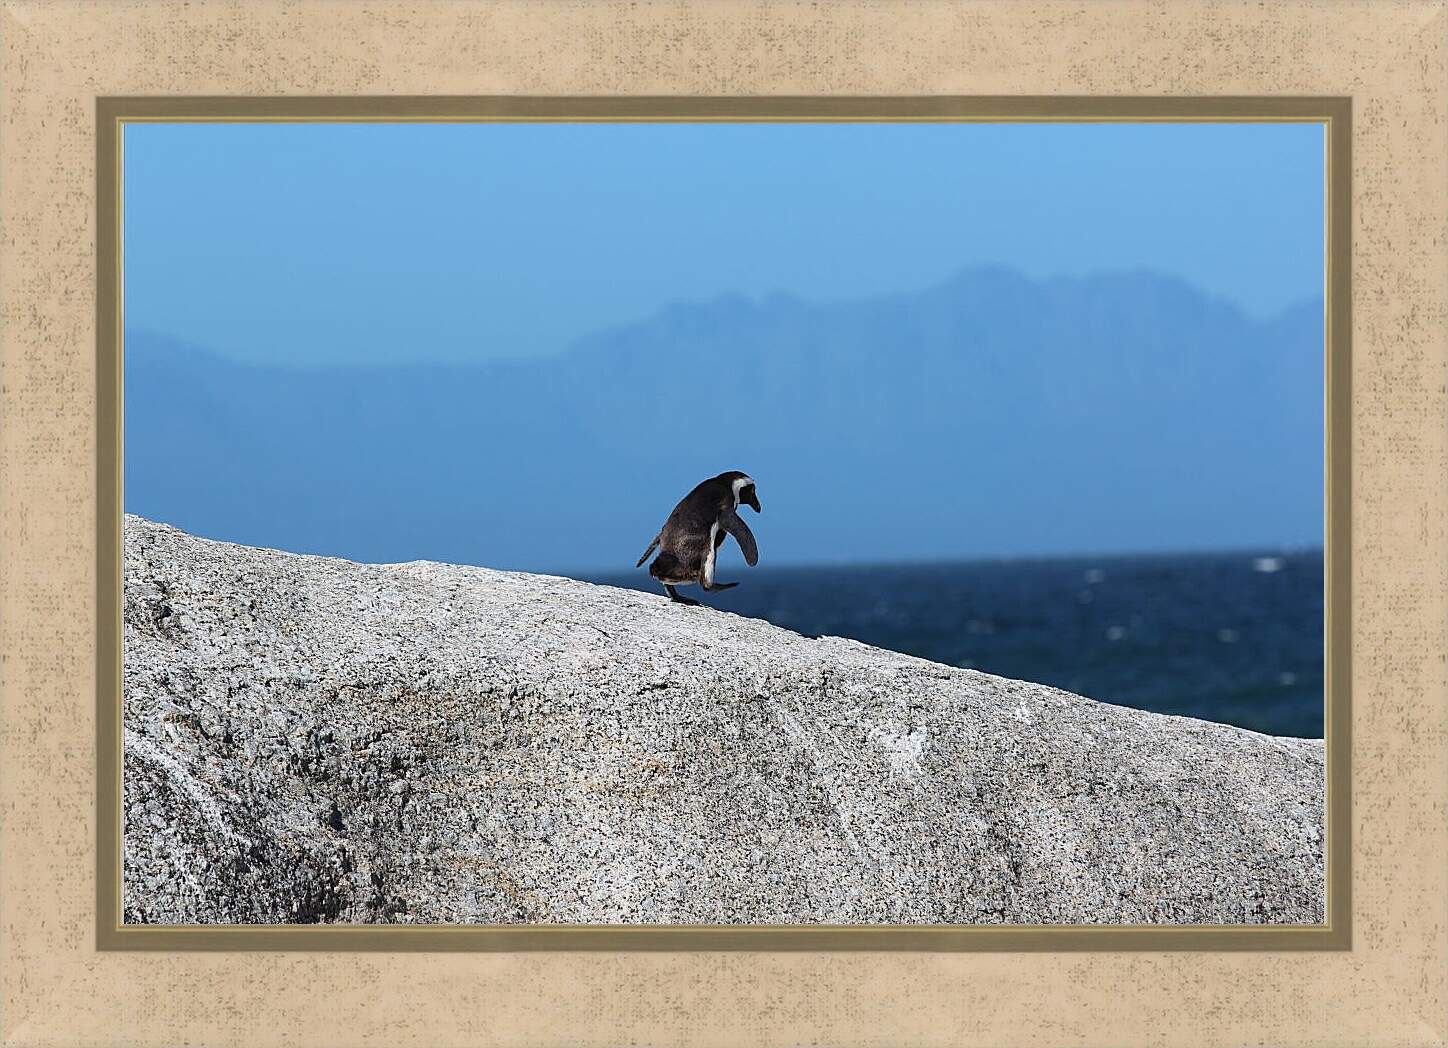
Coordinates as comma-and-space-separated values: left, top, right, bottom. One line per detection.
121, 515, 1326, 925
869, 723, 930, 782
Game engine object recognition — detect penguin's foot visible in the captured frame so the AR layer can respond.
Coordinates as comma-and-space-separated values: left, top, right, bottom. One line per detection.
702, 581, 738, 592
664, 584, 701, 607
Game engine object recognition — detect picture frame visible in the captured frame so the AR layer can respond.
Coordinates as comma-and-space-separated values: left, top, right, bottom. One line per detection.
97, 92, 1352, 955
3, 2, 1443, 1045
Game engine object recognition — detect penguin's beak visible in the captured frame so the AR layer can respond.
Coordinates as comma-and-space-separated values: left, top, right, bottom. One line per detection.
745, 490, 761, 513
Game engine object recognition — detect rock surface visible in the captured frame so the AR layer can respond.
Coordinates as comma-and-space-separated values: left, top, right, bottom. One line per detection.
122, 515, 1325, 925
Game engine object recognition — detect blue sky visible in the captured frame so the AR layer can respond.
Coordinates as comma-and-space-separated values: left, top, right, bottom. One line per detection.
123, 121, 1325, 568
124, 121, 1324, 366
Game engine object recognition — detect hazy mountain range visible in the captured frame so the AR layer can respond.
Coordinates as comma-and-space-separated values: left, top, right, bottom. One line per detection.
125, 266, 1323, 572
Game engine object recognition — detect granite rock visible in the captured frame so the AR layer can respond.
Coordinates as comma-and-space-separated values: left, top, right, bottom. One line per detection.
121, 515, 1325, 925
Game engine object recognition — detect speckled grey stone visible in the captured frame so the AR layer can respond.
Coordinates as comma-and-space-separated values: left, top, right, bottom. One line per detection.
121, 515, 1324, 925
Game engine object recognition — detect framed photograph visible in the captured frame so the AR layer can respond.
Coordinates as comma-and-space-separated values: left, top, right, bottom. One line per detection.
98, 95, 1349, 954
4, 3, 1444, 1047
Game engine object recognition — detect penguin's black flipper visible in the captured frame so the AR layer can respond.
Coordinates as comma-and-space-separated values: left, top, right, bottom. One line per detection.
636, 535, 660, 568
719, 509, 759, 567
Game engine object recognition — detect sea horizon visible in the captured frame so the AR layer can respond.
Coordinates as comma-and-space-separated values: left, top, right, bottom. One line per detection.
591, 548, 1326, 740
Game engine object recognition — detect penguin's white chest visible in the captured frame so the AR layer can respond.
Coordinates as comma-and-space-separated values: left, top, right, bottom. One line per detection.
702, 522, 720, 586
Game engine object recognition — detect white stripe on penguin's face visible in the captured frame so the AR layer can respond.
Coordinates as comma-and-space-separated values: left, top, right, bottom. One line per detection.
730, 475, 755, 507
703, 521, 719, 586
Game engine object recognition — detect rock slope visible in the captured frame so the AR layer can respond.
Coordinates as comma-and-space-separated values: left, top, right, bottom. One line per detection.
122, 516, 1325, 925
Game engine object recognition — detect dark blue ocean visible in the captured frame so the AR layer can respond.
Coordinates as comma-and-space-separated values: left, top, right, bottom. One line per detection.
591, 550, 1324, 738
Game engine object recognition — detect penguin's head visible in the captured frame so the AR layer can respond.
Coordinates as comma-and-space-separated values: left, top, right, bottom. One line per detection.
722, 471, 761, 513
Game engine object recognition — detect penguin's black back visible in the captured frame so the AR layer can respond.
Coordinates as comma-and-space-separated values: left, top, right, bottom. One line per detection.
663, 475, 734, 535
648, 474, 739, 583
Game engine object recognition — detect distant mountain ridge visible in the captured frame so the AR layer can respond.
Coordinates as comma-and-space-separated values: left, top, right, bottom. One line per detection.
124, 266, 1324, 572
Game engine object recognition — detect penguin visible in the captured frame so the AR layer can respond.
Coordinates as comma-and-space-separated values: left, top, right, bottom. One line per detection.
636, 470, 761, 606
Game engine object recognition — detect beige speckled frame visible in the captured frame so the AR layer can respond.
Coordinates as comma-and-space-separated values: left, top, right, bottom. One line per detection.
3, 3, 1444, 1047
